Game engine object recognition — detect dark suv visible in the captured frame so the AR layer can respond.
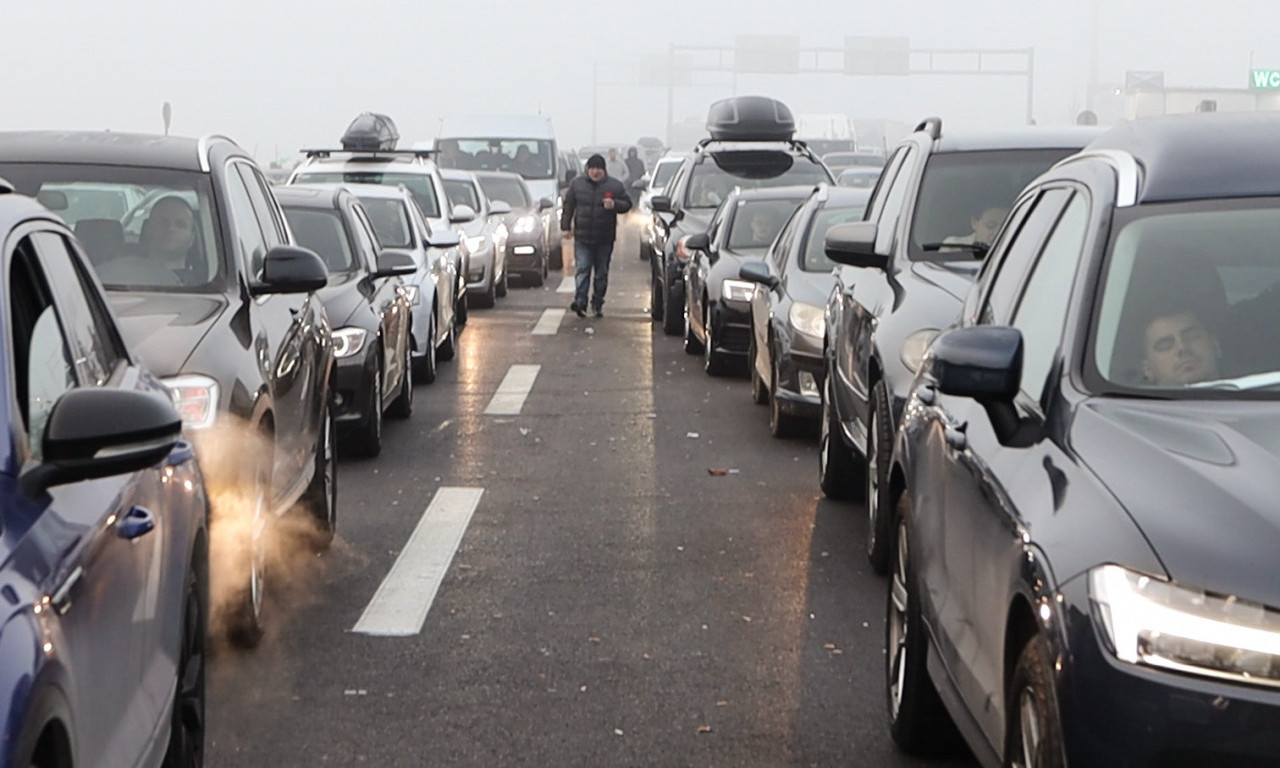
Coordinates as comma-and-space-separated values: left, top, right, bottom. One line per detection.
649, 96, 833, 336
0, 131, 335, 647
818, 117, 1100, 573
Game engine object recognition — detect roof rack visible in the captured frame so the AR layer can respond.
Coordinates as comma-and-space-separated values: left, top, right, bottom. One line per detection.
914, 117, 943, 140
300, 148, 436, 160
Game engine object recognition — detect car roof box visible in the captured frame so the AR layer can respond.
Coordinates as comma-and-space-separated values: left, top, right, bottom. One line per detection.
342, 113, 400, 152
706, 96, 795, 142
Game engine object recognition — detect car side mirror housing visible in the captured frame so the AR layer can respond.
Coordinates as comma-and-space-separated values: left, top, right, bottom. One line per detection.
825, 222, 887, 270
928, 325, 1031, 446
650, 195, 673, 213
489, 200, 512, 216
538, 197, 553, 211
450, 204, 477, 224
738, 260, 779, 290
685, 232, 710, 252
426, 229, 461, 249
256, 245, 329, 295
375, 248, 418, 277
21, 388, 182, 497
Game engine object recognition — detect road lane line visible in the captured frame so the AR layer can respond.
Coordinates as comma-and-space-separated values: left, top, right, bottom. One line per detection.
352, 487, 484, 637
532, 308, 565, 336
556, 275, 575, 294
484, 364, 540, 415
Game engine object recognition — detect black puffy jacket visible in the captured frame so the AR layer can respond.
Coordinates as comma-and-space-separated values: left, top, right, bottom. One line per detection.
560, 173, 632, 245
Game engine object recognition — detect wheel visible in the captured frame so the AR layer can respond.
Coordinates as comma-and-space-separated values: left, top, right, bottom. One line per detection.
437, 304, 458, 362
749, 333, 768, 405
473, 274, 496, 309
703, 302, 730, 376
886, 506, 959, 755
388, 341, 414, 419
639, 242, 650, 261
819, 371, 862, 498
769, 353, 799, 437
495, 262, 509, 297
226, 458, 269, 648
163, 546, 207, 768
867, 379, 895, 574
455, 282, 469, 325
550, 238, 563, 270
1007, 635, 1067, 768
415, 315, 438, 385
352, 365, 383, 458
651, 275, 665, 323
683, 299, 704, 355
662, 281, 683, 336
299, 404, 336, 550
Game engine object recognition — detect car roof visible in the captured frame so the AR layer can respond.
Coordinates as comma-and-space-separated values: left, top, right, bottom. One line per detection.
729, 185, 818, 202
273, 183, 348, 209
471, 170, 528, 184
929, 126, 1104, 154
437, 168, 479, 183
296, 153, 438, 175
340, 182, 412, 200
1084, 112, 1280, 204
0, 130, 249, 171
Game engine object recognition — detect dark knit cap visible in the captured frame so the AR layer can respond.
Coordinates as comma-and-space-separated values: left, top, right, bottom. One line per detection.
586, 154, 606, 169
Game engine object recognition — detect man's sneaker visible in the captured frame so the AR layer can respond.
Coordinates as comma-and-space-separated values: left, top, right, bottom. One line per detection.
570, 301, 586, 318
592, 307, 604, 318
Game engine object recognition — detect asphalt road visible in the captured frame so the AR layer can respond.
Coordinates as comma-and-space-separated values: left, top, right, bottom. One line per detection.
206, 218, 980, 768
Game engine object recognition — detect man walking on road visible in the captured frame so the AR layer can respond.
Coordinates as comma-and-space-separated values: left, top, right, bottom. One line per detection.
561, 153, 632, 318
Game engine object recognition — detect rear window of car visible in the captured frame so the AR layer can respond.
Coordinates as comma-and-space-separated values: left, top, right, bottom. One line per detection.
282, 208, 355, 273
728, 199, 803, 250
443, 180, 480, 212
802, 204, 868, 271
684, 152, 830, 209
294, 171, 441, 219
358, 198, 413, 249
477, 177, 531, 209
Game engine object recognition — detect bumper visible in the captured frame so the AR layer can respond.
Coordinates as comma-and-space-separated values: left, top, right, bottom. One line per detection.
506, 237, 545, 273
773, 347, 824, 420
332, 352, 376, 430
710, 299, 752, 355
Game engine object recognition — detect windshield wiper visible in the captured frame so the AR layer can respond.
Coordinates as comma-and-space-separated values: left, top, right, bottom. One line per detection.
920, 241, 989, 259
1188, 370, 1280, 391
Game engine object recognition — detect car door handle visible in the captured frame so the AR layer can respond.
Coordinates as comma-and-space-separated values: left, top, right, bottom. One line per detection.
944, 421, 968, 451
117, 507, 155, 540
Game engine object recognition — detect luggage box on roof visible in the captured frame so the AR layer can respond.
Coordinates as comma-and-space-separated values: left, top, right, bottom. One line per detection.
706, 96, 795, 142
342, 113, 400, 151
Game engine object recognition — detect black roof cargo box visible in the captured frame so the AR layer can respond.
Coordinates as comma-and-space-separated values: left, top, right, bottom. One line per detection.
706, 96, 795, 142
341, 112, 400, 151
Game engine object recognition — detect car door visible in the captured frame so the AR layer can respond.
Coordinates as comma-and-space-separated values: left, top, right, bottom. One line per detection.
758, 205, 805, 379
688, 200, 728, 339
351, 203, 406, 406
8, 228, 159, 765
410, 200, 452, 343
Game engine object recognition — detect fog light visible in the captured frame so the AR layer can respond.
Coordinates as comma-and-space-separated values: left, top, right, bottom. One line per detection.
333, 392, 345, 408
798, 371, 819, 397
468, 268, 485, 281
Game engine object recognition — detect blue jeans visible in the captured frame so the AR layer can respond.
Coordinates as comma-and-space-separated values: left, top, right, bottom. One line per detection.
574, 239, 614, 311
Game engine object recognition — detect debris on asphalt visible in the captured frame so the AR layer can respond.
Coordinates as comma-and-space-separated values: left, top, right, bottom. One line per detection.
687, 431, 700, 438
707, 468, 727, 476
698, 724, 713, 734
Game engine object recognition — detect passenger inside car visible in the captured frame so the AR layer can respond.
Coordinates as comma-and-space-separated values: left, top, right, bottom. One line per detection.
1139, 307, 1223, 386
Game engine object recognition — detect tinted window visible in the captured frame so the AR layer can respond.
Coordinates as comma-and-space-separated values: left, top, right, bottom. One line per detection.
443, 180, 480, 211
32, 231, 122, 384
283, 208, 355, 273
651, 160, 680, 189
727, 199, 802, 250
801, 203, 868, 272
359, 198, 413, 248
438, 139, 556, 179
294, 171, 441, 218
476, 176, 531, 209
10, 239, 76, 459
684, 154, 829, 209
225, 168, 271, 280
980, 188, 1072, 325
235, 164, 286, 248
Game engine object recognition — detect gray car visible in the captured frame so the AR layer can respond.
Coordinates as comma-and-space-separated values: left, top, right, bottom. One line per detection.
440, 168, 510, 304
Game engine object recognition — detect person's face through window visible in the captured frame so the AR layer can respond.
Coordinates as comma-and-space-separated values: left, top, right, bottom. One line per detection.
1142, 312, 1222, 386
142, 198, 195, 264
749, 213, 773, 243
972, 206, 1007, 245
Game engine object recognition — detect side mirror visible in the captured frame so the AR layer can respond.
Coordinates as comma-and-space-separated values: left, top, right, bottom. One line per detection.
927, 325, 1030, 446
651, 195, 673, 213
426, 229, 461, 249
375, 248, 418, 277
685, 232, 710, 252
255, 245, 329, 295
538, 197, 553, 211
21, 388, 182, 497
738, 261, 779, 290
450, 204, 477, 224
631, 177, 649, 190
489, 200, 512, 216
825, 222, 887, 270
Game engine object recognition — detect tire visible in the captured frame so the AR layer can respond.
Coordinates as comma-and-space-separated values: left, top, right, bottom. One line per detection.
456, 282, 469, 325
703, 302, 730, 376
495, 263, 509, 298
437, 305, 458, 362
662, 280, 683, 336
550, 239, 563, 271
867, 379, 895, 574
473, 275, 496, 309
227, 458, 269, 648
352, 365, 383, 458
886, 506, 960, 755
1007, 635, 1067, 768
388, 342, 413, 419
530, 262, 546, 287
163, 546, 207, 768
651, 275, 665, 323
639, 242, 650, 261
769, 352, 800, 438
819, 371, 862, 498
749, 333, 768, 405
415, 315, 438, 385
683, 300, 704, 355
299, 405, 336, 550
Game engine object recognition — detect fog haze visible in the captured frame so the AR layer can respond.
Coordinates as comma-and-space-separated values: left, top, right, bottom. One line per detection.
3, 1, 1276, 163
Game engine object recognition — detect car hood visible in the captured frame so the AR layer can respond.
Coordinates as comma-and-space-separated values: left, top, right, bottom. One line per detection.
107, 292, 227, 377
907, 259, 982, 303
1075, 398, 1280, 607
785, 269, 837, 308
317, 272, 367, 328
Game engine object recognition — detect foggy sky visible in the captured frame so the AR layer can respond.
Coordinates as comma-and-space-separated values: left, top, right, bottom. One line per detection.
2, 0, 1276, 164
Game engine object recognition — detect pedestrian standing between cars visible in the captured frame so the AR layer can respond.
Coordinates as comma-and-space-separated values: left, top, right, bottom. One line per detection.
623, 147, 646, 187
561, 153, 632, 318
605, 148, 629, 184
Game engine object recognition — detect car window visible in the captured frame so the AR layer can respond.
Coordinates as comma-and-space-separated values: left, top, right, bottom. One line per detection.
980, 188, 1072, 325
283, 208, 355, 273
350, 206, 382, 271
224, 166, 272, 280
31, 231, 123, 384
443, 180, 481, 211
683, 153, 829, 210
235, 164, 286, 249
728, 199, 800, 250
1011, 193, 1088, 403
477, 176, 531, 209
872, 144, 919, 255
651, 160, 680, 190
864, 145, 907, 223
294, 170, 442, 218
801, 203, 868, 272
10, 237, 76, 460
359, 198, 413, 249
770, 206, 804, 270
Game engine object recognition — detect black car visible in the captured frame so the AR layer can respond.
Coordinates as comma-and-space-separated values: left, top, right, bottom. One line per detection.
738, 185, 869, 437
0, 131, 335, 647
0, 182, 207, 768
819, 118, 1101, 573
649, 96, 834, 336
276, 185, 416, 458
885, 112, 1280, 767
682, 185, 812, 376
473, 170, 553, 287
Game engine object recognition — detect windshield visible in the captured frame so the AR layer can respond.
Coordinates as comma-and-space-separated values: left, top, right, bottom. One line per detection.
477, 176, 531, 209
802, 204, 868, 271
443, 180, 480, 212
282, 208, 356, 273
436, 139, 555, 180
728, 199, 803, 251
910, 149, 1076, 262
684, 153, 830, 209
293, 170, 441, 218
0, 163, 226, 292
1091, 198, 1280, 397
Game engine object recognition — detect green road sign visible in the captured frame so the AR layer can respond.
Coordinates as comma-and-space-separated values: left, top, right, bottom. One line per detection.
1250, 69, 1280, 89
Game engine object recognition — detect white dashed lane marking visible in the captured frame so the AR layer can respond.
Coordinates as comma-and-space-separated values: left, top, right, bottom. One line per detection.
483, 364, 540, 415
352, 487, 485, 637
532, 308, 565, 336
556, 276, 574, 294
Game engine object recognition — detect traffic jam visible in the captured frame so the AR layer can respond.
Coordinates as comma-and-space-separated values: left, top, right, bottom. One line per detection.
3, 57, 1280, 768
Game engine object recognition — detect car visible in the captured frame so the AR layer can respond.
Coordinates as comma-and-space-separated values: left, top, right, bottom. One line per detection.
820, 150, 886, 173
0, 180, 208, 767
276, 184, 416, 458
835, 165, 883, 189
682, 185, 812, 377
0, 130, 336, 648
819, 117, 1101, 574
648, 96, 835, 336
439, 168, 507, 305
636, 152, 687, 259
738, 184, 870, 437
472, 170, 552, 287
347, 182, 465, 378
884, 111, 1280, 768
289, 116, 479, 310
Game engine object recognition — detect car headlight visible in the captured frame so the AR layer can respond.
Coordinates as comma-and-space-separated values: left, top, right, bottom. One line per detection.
901, 328, 940, 375
161, 374, 220, 430
1090, 564, 1280, 687
332, 327, 368, 359
721, 279, 754, 303
513, 215, 539, 234
788, 301, 825, 340
464, 235, 486, 252
403, 284, 421, 306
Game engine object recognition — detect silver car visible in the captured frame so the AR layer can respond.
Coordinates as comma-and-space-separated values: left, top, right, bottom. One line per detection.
440, 168, 510, 306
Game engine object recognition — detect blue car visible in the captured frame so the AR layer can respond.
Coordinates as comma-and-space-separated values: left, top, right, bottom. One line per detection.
0, 181, 207, 767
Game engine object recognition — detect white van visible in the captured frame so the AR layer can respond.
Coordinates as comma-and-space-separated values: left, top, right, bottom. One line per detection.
431, 116, 564, 269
